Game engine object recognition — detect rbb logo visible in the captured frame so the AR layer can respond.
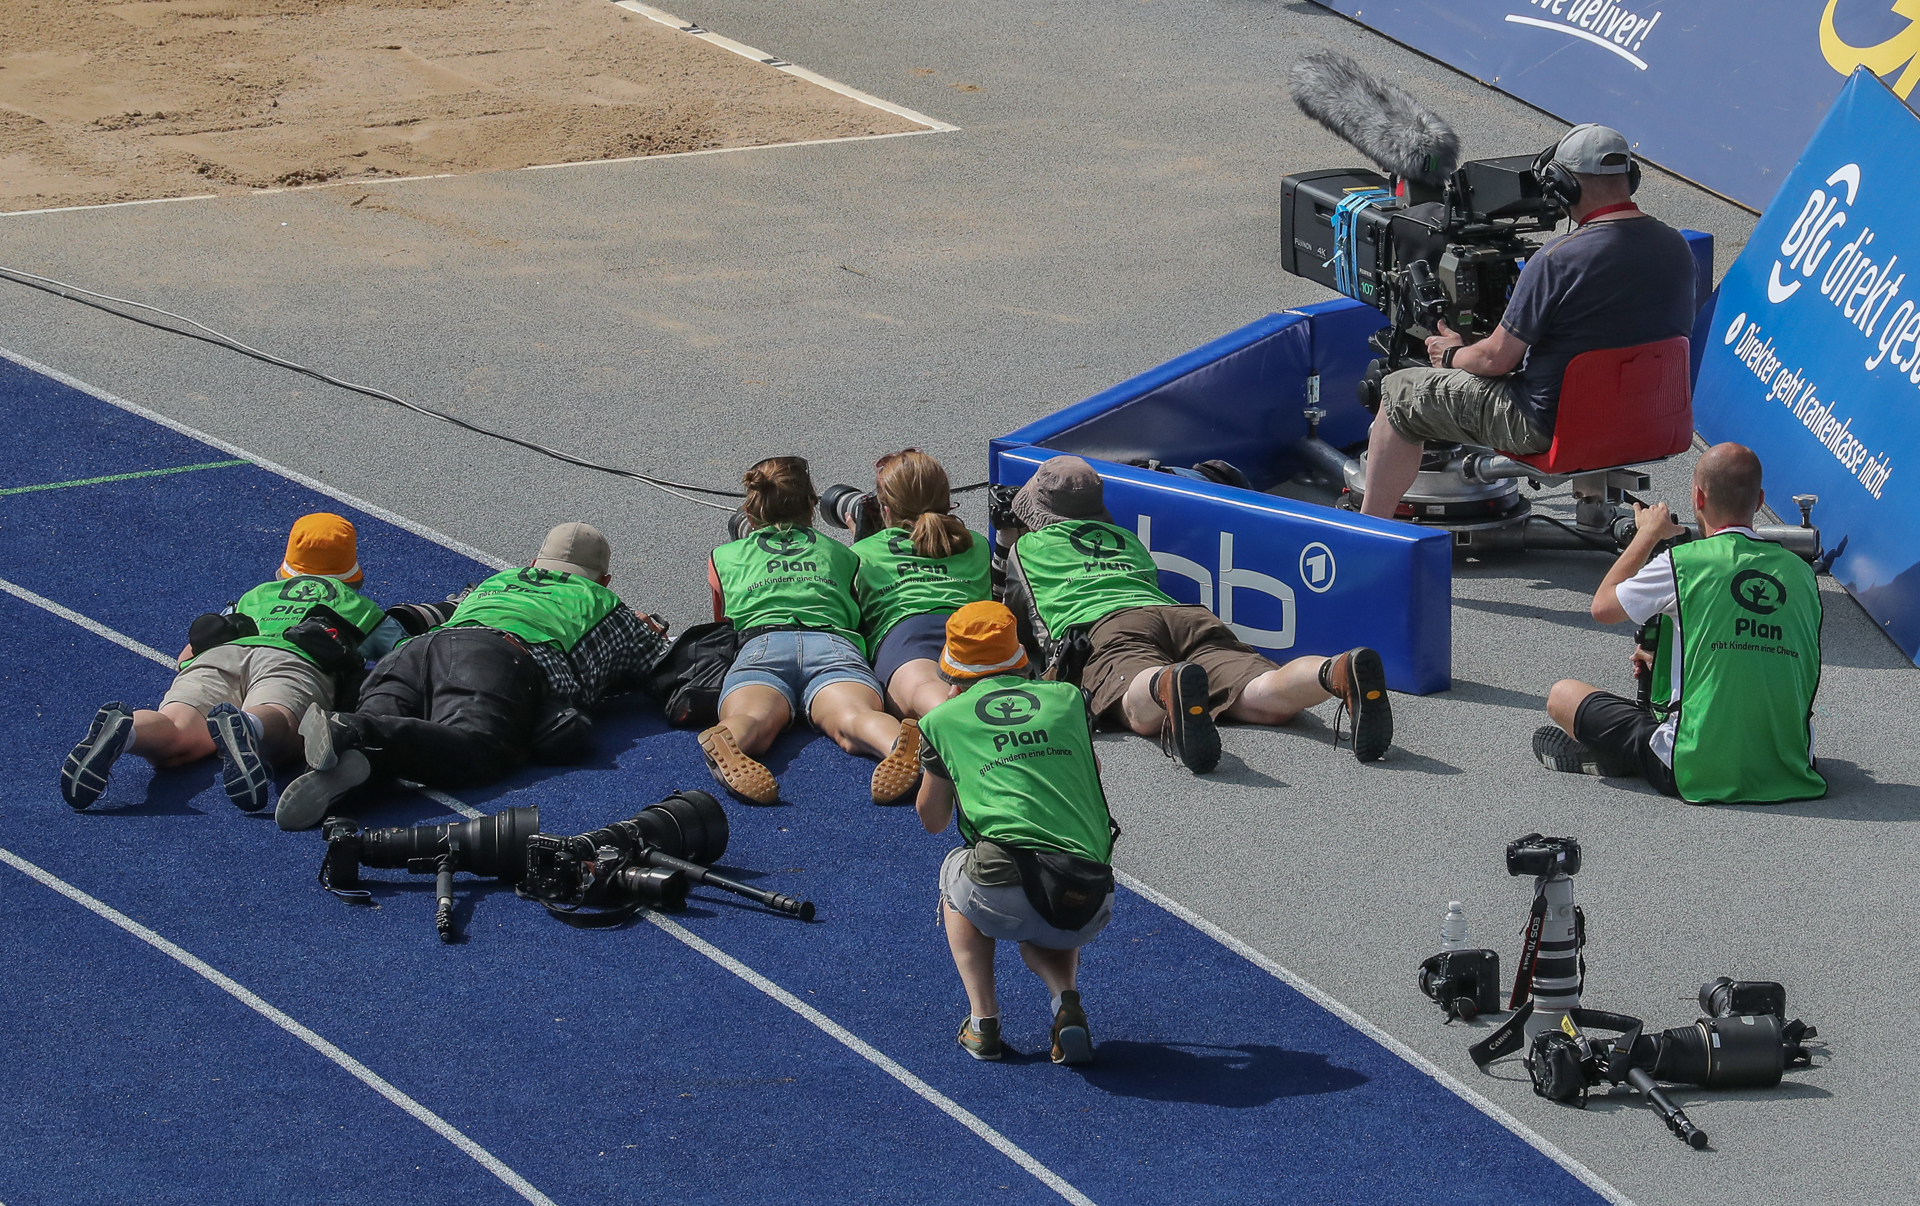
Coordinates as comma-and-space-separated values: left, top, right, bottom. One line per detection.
279, 577, 336, 603
1730, 569, 1787, 615
1298, 543, 1336, 594
1136, 515, 1295, 649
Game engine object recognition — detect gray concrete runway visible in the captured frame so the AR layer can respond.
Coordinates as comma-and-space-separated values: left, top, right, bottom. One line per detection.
0, 1, 1912, 1202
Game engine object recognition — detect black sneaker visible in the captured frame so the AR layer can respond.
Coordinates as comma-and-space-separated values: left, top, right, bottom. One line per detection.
207, 703, 270, 812
1050, 991, 1093, 1066
1155, 662, 1219, 774
61, 702, 134, 809
1532, 726, 1637, 778
299, 702, 341, 771
1325, 647, 1393, 762
276, 750, 371, 831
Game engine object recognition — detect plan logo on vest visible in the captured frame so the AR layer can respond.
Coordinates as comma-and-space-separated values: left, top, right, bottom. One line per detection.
975, 688, 1043, 727
279, 576, 336, 603
755, 527, 815, 557
1730, 568, 1787, 615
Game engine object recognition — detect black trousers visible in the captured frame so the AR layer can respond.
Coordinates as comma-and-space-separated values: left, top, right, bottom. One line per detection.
341, 628, 542, 787
1572, 690, 1679, 797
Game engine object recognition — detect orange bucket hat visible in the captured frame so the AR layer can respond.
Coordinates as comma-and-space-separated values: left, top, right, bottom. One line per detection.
280, 513, 363, 584
939, 601, 1031, 682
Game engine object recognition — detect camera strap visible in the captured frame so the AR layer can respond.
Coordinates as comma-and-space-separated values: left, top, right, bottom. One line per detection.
1508, 890, 1548, 1010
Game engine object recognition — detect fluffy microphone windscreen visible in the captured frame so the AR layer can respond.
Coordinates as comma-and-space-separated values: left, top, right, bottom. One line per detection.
1289, 50, 1459, 186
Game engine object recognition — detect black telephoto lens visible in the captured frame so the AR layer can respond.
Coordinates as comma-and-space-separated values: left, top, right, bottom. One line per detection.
356, 806, 542, 881
577, 790, 729, 865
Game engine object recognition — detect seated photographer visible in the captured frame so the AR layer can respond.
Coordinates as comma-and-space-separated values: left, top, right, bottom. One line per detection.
277, 522, 671, 830
852, 448, 992, 720
59, 513, 404, 814
699, 456, 922, 806
914, 602, 1114, 1065
1535, 443, 1826, 804
1000, 455, 1391, 773
1359, 124, 1696, 519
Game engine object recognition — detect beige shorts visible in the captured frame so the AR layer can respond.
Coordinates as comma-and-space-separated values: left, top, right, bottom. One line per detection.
939, 846, 1112, 950
160, 644, 334, 717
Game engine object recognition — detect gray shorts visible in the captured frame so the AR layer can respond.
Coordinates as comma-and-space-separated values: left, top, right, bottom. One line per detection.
160, 644, 333, 717
939, 846, 1113, 950
1380, 367, 1552, 454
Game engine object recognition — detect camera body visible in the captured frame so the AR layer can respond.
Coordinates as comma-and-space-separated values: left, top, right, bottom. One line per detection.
1506, 833, 1581, 878
1280, 157, 1562, 373
818, 484, 885, 542
522, 834, 688, 912
1419, 948, 1502, 1020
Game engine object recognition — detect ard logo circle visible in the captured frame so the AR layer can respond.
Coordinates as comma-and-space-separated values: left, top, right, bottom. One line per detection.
279, 577, 335, 602
755, 527, 815, 557
975, 688, 1043, 727
1066, 523, 1122, 558
1730, 569, 1787, 615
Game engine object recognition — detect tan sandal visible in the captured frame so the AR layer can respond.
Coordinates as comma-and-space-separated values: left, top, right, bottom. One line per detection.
870, 718, 922, 805
698, 724, 779, 805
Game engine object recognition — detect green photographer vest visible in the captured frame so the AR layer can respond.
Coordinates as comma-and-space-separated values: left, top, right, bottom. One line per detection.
1014, 520, 1174, 636
852, 527, 991, 647
1668, 533, 1825, 804
919, 675, 1113, 863
226, 577, 386, 665
712, 524, 865, 656
446, 567, 621, 651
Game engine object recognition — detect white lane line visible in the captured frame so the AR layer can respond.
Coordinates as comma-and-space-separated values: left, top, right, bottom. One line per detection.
611, 1, 958, 133
1114, 871, 1635, 1206
0, 575, 175, 669
521, 129, 932, 172
0, 845, 560, 1206
0, 347, 510, 572
642, 912, 1097, 1206
0, 193, 220, 219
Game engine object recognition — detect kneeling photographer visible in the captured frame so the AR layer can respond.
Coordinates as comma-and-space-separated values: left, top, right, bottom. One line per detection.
1535, 443, 1826, 804
914, 601, 1115, 1066
1359, 124, 1696, 518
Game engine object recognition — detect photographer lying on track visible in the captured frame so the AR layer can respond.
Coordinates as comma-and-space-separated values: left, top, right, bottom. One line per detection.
1359, 124, 1696, 518
1535, 443, 1826, 804
277, 522, 670, 830
915, 602, 1114, 1065
60, 513, 404, 814
999, 455, 1391, 773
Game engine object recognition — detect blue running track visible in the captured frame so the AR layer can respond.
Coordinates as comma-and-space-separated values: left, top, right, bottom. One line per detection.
0, 348, 1623, 1206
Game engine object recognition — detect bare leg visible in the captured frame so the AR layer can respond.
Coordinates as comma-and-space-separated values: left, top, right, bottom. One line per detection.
810, 681, 899, 759
887, 659, 951, 721
944, 900, 1000, 1018
717, 685, 791, 757
1360, 409, 1424, 519
1118, 665, 1170, 736
1227, 656, 1334, 725
129, 703, 215, 768
1546, 680, 1599, 737
1019, 942, 1080, 998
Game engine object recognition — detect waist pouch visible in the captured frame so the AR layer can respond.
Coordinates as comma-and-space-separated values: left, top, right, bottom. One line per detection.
187, 611, 258, 657
993, 840, 1113, 932
283, 604, 367, 675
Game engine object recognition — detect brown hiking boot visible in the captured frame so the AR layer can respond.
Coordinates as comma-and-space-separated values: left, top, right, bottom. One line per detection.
1155, 662, 1219, 774
1323, 647, 1392, 762
698, 725, 779, 805
871, 718, 922, 805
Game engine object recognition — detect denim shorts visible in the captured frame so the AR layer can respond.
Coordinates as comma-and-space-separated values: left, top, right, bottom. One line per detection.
720, 630, 884, 724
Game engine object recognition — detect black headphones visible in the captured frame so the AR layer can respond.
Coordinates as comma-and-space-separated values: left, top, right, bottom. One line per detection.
1533, 124, 1641, 211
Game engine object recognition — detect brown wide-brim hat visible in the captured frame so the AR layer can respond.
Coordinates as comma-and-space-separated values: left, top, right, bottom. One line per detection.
1011, 455, 1112, 529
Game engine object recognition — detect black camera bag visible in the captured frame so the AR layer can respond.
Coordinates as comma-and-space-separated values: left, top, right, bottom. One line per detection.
643, 620, 741, 728
1000, 844, 1113, 933
282, 603, 367, 675
187, 610, 258, 656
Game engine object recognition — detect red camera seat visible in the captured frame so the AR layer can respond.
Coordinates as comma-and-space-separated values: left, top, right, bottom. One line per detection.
1506, 336, 1693, 475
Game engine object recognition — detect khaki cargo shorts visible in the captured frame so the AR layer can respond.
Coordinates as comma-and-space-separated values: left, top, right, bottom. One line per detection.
160, 644, 333, 717
1380, 367, 1552, 454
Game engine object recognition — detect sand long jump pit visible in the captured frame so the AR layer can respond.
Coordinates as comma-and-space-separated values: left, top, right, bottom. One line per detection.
0, 0, 935, 212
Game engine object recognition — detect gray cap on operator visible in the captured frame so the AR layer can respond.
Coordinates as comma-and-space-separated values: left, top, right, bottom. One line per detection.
1554, 124, 1633, 175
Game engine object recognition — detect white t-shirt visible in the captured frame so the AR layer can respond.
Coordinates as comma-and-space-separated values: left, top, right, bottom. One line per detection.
1611, 526, 1760, 766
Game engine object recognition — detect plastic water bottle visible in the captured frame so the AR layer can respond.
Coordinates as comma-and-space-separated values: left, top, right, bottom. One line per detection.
1440, 901, 1469, 951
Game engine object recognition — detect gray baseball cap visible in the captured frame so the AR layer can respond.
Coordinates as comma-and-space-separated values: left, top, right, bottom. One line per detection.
1554, 124, 1633, 175
533, 521, 611, 580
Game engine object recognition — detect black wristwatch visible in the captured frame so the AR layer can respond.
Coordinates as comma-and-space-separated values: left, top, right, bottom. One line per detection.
1442, 345, 1459, 369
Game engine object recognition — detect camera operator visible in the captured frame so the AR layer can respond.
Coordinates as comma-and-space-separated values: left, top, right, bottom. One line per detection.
276, 522, 671, 830
914, 602, 1113, 1065
59, 513, 404, 814
852, 449, 992, 721
1359, 124, 1696, 519
999, 455, 1391, 773
1535, 443, 1826, 804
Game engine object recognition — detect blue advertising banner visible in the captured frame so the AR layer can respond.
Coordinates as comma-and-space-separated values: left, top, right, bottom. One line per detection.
1307, 0, 1920, 210
1694, 70, 1920, 663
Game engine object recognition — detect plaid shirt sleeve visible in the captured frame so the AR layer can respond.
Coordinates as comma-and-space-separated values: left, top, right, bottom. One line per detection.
537, 605, 670, 709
